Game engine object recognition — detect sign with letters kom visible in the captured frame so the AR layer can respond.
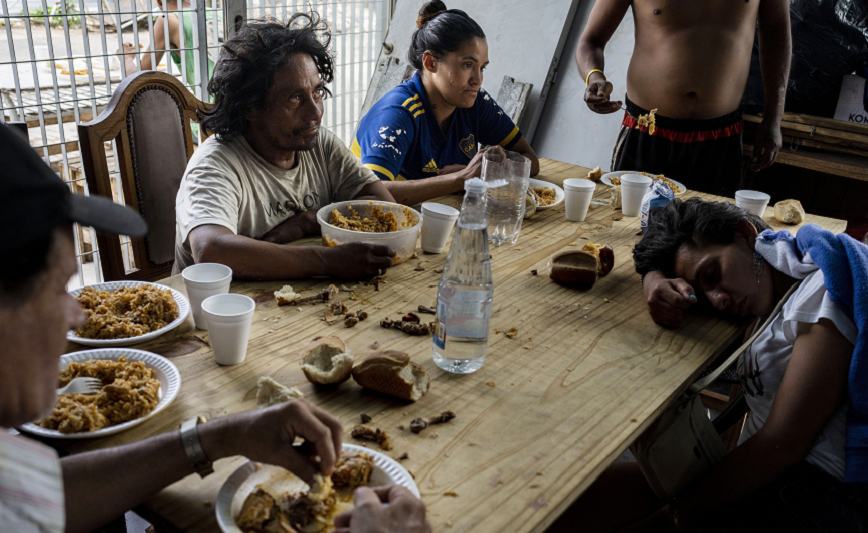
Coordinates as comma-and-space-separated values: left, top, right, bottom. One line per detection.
834, 74, 868, 124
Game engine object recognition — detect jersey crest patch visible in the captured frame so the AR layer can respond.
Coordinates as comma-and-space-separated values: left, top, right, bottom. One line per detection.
422, 159, 439, 174
459, 134, 477, 159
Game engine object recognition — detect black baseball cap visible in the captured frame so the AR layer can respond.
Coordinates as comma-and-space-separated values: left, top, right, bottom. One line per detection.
0, 123, 147, 249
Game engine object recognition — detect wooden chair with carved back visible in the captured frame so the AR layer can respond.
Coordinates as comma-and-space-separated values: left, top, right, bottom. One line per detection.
78, 70, 209, 282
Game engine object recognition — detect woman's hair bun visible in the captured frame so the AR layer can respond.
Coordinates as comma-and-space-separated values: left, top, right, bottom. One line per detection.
416, 0, 447, 29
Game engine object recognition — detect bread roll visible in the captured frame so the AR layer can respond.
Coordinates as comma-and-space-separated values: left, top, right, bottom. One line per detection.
300, 336, 354, 385
581, 242, 615, 276
587, 166, 603, 182
548, 250, 598, 285
352, 351, 430, 402
773, 199, 805, 225
255, 376, 304, 407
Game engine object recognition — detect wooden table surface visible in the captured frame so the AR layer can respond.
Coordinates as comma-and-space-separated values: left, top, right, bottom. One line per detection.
57, 159, 847, 533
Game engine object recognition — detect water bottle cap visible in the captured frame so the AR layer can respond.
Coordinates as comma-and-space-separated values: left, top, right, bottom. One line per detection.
464, 177, 506, 194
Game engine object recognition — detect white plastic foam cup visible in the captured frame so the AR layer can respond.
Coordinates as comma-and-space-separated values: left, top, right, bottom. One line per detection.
735, 190, 771, 218
201, 293, 255, 366
421, 203, 460, 254
563, 178, 597, 222
620, 174, 653, 217
182, 263, 233, 330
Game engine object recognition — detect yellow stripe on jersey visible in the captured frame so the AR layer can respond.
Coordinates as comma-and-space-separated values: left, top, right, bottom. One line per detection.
498, 125, 520, 147
350, 137, 362, 158
365, 163, 395, 181
413, 109, 426, 119
396, 175, 407, 181
402, 94, 420, 107
408, 102, 423, 112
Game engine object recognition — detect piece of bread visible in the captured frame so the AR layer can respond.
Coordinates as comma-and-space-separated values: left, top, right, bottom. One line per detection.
773, 199, 805, 225
255, 376, 304, 407
548, 250, 598, 285
581, 242, 615, 276
352, 351, 430, 401
609, 185, 622, 209
300, 336, 354, 385
587, 166, 603, 182
274, 284, 300, 306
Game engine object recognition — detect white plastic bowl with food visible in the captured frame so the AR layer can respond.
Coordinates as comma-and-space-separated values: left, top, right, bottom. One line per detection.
316, 200, 422, 266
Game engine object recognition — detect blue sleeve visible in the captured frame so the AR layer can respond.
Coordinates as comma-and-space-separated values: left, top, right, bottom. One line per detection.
475, 89, 522, 150
351, 105, 415, 181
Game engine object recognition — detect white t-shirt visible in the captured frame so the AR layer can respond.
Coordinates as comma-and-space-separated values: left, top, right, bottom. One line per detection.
737, 269, 858, 480
0, 429, 65, 533
174, 128, 380, 273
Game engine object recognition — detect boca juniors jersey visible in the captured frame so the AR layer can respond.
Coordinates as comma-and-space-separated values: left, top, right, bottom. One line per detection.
352, 72, 522, 182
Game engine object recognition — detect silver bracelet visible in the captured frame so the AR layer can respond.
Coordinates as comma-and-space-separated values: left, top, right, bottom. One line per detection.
180, 416, 214, 479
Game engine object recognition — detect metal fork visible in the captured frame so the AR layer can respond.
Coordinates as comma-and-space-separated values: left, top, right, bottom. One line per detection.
56, 377, 103, 395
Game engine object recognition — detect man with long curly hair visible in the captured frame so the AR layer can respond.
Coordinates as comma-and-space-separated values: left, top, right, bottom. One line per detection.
174, 13, 398, 280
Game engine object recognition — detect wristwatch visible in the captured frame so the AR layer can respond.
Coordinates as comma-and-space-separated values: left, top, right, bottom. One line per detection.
180, 416, 214, 478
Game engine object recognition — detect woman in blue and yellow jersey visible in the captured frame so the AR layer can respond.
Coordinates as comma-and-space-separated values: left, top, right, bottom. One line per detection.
352, 1, 540, 205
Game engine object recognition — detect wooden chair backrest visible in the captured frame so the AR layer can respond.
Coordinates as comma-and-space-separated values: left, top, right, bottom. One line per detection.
78, 71, 209, 282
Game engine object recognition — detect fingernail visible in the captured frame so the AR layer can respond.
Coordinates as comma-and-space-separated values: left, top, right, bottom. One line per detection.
689, 294, 697, 300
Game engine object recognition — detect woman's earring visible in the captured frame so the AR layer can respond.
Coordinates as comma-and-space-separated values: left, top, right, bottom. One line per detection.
753, 252, 766, 285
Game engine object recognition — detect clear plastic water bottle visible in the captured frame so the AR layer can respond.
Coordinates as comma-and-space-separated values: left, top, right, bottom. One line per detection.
432, 178, 495, 374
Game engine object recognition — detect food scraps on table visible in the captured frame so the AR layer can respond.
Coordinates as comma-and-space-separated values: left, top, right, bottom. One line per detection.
410, 411, 456, 434
503, 327, 518, 339
74, 284, 179, 339
37, 356, 160, 433
256, 376, 304, 407
351, 424, 393, 450
587, 166, 603, 182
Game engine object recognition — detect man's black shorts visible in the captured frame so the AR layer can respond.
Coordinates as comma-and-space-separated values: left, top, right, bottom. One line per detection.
611, 96, 745, 197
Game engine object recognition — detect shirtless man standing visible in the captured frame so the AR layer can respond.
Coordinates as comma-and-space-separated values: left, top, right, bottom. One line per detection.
577, 0, 790, 195
576, 0, 791, 328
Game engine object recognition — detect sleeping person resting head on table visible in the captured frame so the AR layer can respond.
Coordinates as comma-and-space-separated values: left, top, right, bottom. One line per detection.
352, 0, 540, 206
548, 198, 868, 532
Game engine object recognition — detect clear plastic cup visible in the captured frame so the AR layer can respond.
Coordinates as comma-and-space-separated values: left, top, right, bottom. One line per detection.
182, 263, 233, 330
563, 179, 597, 222
482, 149, 531, 246
421, 203, 460, 253
735, 190, 771, 218
202, 294, 255, 366
621, 174, 653, 217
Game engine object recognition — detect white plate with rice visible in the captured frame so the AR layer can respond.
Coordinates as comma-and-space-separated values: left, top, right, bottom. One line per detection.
67, 281, 190, 347
528, 179, 565, 210
18, 348, 181, 439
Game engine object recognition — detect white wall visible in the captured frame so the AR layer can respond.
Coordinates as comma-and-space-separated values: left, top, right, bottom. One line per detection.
532, 1, 635, 170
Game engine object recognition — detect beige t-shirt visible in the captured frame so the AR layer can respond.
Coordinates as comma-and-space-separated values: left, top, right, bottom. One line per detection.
174, 128, 379, 272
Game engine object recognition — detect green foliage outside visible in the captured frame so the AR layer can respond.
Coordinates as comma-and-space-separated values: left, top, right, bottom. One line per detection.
28, 1, 81, 28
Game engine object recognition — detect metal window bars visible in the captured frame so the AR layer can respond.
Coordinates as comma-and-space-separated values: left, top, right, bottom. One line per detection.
1, 0, 387, 291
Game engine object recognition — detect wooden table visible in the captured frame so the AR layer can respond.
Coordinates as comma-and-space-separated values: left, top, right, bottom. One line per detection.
56, 159, 847, 533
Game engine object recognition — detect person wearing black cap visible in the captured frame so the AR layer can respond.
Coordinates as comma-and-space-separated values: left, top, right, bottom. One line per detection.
0, 123, 429, 533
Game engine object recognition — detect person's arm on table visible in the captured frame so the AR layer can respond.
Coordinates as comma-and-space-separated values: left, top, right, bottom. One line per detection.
191, 224, 395, 280
750, 0, 791, 172
384, 146, 495, 206
619, 318, 854, 532
576, 0, 630, 114
62, 400, 342, 533
333, 485, 431, 533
